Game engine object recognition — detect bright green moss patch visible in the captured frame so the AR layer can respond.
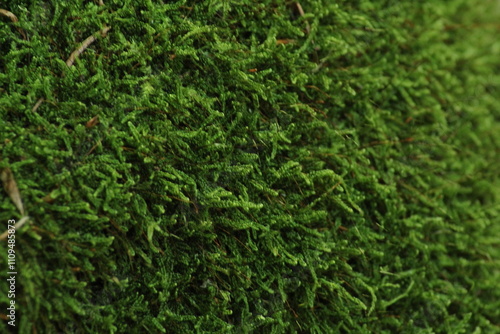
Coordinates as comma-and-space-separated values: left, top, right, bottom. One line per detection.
1, 0, 500, 332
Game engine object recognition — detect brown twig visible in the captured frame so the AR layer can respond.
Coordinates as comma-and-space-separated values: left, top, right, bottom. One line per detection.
85, 115, 100, 128
1, 168, 24, 215
295, 2, 310, 35
0, 217, 30, 241
65, 26, 111, 67
32, 97, 44, 112
0, 8, 28, 40
0, 8, 18, 22
0, 167, 30, 241
31, 26, 111, 113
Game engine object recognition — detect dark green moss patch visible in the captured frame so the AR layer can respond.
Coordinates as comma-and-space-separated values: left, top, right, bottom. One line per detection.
1, 0, 499, 332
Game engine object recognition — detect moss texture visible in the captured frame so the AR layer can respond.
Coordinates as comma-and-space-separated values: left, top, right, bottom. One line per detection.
1, 0, 500, 332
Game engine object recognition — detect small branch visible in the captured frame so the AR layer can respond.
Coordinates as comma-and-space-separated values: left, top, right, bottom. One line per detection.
0, 8, 18, 22
31, 26, 111, 113
295, 2, 310, 35
32, 97, 44, 112
0, 8, 28, 40
1, 168, 24, 215
65, 26, 111, 67
0, 216, 30, 241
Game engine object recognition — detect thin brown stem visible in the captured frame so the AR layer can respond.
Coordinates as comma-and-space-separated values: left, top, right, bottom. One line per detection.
0, 8, 27, 40
65, 26, 111, 67
31, 26, 111, 112
0, 9, 18, 22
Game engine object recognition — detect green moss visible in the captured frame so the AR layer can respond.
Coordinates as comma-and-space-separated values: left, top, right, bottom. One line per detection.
1, 0, 499, 332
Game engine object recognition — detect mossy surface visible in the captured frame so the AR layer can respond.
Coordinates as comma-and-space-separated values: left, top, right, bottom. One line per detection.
1, 0, 499, 333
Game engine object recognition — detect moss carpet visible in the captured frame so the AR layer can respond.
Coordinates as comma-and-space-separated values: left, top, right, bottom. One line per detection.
1, 0, 500, 332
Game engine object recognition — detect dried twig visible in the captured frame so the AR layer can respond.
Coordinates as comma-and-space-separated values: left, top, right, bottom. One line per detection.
0, 8, 18, 22
0, 8, 27, 40
31, 26, 111, 113
1, 168, 24, 215
32, 97, 44, 112
85, 115, 100, 128
276, 39, 296, 45
65, 26, 111, 67
0, 216, 30, 241
295, 2, 310, 35
295, 2, 305, 17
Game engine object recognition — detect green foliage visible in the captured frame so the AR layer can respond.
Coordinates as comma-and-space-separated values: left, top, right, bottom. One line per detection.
1, 0, 499, 332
